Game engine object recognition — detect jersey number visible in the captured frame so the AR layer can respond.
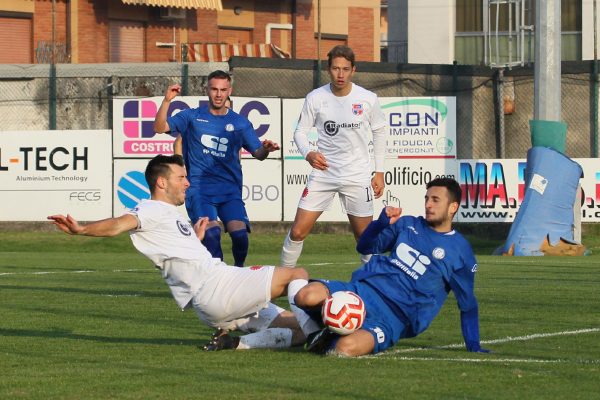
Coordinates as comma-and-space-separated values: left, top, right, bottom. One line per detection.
365, 186, 373, 202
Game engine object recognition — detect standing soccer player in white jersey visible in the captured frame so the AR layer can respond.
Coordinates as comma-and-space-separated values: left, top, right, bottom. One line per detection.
280, 45, 388, 268
290, 178, 490, 357
48, 154, 311, 352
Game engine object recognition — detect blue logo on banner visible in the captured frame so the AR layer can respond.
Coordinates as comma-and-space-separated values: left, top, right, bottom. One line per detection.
117, 170, 150, 209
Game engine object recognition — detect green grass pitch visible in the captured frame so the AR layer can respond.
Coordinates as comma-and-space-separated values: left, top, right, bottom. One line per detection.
0, 230, 599, 399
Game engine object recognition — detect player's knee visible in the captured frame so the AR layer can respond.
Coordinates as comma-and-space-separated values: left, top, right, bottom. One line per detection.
291, 267, 308, 280
289, 225, 309, 241
294, 284, 325, 308
335, 336, 369, 357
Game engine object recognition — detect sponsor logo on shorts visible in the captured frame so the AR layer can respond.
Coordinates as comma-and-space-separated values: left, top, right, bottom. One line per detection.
302, 187, 309, 198
471, 263, 478, 273
176, 220, 192, 236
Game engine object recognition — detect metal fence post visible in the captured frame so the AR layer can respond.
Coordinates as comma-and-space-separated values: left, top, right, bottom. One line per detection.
49, 63, 57, 130
182, 63, 189, 96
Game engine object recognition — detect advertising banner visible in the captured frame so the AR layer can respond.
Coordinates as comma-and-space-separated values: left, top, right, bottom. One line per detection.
113, 158, 282, 221
381, 97, 457, 159
0, 130, 112, 221
112, 96, 281, 159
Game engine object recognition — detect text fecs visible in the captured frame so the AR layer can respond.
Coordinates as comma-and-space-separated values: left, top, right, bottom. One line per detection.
69, 191, 101, 201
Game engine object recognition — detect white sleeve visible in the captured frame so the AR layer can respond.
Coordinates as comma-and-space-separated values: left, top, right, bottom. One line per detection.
370, 98, 387, 172
293, 98, 316, 159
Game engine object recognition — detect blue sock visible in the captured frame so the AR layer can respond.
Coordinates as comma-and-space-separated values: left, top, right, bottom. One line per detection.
202, 226, 223, 260
229, 229, 249, 267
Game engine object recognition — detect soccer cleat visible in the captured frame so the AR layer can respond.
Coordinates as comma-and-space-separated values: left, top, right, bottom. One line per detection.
305, 328, 335, 355
202, 329, 240, 351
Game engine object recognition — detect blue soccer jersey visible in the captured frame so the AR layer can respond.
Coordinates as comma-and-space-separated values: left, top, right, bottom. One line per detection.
167, 105, 261, 200
352, 215, 479, 337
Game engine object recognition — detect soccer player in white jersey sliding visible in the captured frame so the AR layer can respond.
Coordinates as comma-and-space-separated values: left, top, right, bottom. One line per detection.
281, 45, 388, 268
48, 154, 312, 351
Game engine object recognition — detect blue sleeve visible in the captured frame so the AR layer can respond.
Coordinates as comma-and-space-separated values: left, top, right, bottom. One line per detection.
166, 109, 190, 135
240, 119, 261, 154
461, 306, 484, 351
356, 208, 401, 255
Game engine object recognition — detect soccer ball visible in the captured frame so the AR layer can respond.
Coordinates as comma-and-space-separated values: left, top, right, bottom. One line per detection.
321, 291, 366, 335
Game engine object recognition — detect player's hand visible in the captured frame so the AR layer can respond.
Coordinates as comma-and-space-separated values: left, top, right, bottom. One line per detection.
164, 84, 181, 101
47, 214, 82, 235
262, 140, 280, 152
466, 341, 491, 353
371, 172, 385, 199
193, 217, 209, 241
384, 206, 402, 224
306, 151, 328, 170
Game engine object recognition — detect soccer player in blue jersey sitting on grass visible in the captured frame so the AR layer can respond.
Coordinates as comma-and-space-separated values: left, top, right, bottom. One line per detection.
291, 177, 490, 356
154, 70, 279, 267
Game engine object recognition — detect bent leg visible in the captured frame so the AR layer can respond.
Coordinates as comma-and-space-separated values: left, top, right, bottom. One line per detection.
335, 329, 376, 357
294, 281, 330, 308
268, 310, 306, 346
270, 266, 308, 299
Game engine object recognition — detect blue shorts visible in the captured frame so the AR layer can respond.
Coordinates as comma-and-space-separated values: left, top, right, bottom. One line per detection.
185, 191, 250, 232
321, 280, 410, 354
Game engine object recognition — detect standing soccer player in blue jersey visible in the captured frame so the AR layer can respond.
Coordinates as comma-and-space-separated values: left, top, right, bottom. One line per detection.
289, 177, 490, 356
154, 71, 280, 267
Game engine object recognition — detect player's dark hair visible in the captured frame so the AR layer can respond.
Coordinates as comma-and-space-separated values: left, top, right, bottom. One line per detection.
207, 70, 232, 83
427, 177, 462, 205
327, 45, 355, 67
145, 154, 185, 193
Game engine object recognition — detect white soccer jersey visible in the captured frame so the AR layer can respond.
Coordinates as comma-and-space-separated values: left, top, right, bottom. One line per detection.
294, 82, 387, 181
127, 199, 218, 270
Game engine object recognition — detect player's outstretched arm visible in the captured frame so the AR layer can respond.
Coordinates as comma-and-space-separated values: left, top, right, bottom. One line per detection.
47, 214, 138, 237
460, 307, 491, 353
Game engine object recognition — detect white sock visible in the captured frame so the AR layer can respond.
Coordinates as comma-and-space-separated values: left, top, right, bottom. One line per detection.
280, 231, 304, 267
288, 278, 320, 337
360, 253, 372, 265
237, 328, 292, 349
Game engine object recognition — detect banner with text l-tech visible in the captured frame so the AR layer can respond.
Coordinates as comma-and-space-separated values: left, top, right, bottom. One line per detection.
0, 130, 112, 221
112, 96, 281, 159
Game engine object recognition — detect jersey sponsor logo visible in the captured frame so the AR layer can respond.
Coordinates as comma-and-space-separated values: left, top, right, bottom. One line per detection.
200, 134, 228, 157
352, 103, 364, 116
432, 247, 445, 260
249, 265, 264, 270
322, 120, 362, 136
195, 118, 209, 122
176, 220, 192, 236
407, 226, 419, 235
391, 242, 431, 280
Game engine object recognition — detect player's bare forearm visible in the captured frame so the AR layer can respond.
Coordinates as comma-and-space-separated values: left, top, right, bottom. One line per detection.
154, 84, 180, 133
47, 214, 137, 237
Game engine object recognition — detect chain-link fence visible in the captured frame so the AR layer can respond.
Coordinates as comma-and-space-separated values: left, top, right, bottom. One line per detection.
0, 58, 598, 159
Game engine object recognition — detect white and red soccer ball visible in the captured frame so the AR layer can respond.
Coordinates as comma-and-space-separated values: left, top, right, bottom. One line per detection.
321, 291, 366, 335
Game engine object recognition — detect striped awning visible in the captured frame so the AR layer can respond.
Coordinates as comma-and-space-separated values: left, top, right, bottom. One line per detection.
121, 0, 223, 10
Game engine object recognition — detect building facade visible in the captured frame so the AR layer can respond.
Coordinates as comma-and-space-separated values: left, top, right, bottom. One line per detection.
0, 0, 381, 64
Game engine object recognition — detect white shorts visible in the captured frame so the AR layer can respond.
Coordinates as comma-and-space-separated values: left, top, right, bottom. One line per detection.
297, 176, 374, 217
192, 265, 278, 331
162, 259, 282, 331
